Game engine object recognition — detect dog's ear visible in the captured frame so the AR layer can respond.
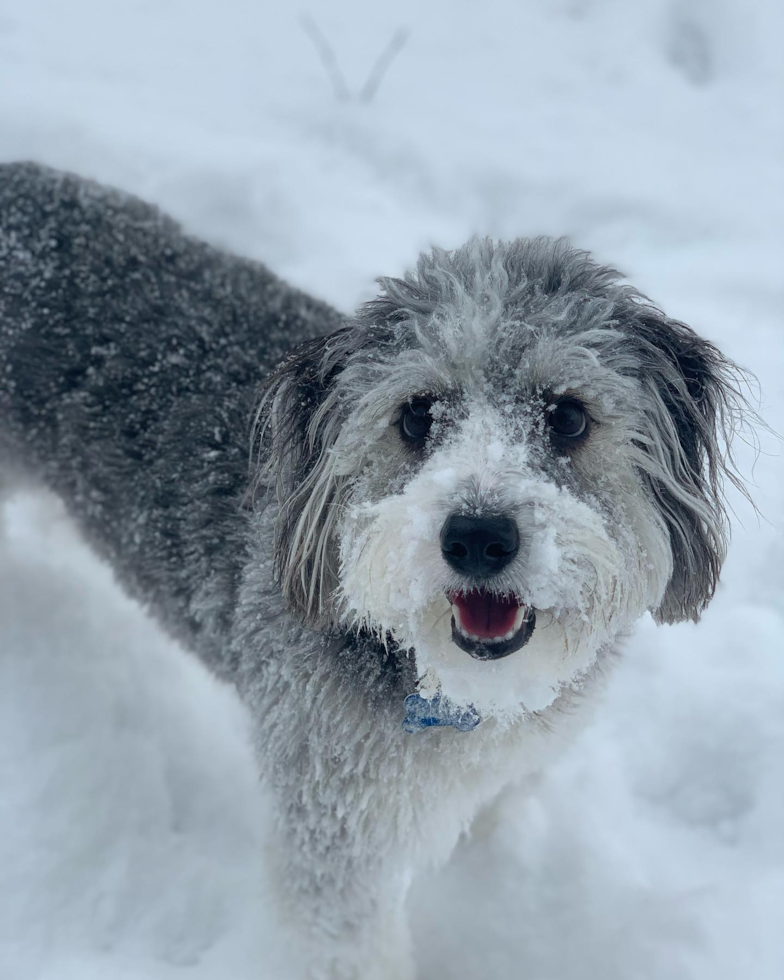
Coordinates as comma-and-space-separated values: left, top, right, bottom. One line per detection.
252, 328, 353, 625
627, 307, 749, 624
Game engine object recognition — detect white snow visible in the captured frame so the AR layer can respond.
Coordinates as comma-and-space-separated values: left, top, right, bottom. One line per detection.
1, 0, 782, 977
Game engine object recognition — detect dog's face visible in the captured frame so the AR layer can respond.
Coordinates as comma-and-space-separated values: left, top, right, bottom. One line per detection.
257, 239, 744, 718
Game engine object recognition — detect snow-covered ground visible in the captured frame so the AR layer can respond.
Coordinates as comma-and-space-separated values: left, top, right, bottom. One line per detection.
1, 1, 782, 977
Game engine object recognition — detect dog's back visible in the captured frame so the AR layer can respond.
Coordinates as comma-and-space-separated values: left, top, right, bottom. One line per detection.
0, 162, 343, 670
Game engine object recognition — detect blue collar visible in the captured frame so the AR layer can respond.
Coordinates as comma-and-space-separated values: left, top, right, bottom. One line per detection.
402, 691, 481, 734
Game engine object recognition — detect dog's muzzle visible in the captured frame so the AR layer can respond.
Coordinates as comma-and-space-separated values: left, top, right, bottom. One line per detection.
440, 514, 536, 659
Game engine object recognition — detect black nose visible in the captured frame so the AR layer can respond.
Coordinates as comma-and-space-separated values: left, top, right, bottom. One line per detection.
440, 514, 520, 577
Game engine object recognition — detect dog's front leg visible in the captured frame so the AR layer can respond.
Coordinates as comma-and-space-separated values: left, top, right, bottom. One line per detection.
263, 773, 416, 980
230, 536, 428, 978
236, 656, 416, 977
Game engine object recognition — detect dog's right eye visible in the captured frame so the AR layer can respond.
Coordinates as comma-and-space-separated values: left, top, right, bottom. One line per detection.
547, 398, 588, 440
400, 398, 433, 444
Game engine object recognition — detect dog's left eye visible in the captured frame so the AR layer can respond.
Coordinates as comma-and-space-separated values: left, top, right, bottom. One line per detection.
400, 398, 433, 443
547, 399, 588, 439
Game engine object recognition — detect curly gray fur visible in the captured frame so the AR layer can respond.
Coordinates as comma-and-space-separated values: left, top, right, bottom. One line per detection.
0, 162, 343, 678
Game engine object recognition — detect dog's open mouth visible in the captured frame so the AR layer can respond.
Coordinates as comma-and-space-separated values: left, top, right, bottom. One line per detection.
448, 589, 536, 660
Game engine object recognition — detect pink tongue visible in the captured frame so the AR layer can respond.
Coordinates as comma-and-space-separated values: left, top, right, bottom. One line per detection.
450, 591, 522, 639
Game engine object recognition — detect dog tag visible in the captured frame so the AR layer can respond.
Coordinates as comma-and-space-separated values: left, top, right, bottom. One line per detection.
402, 692, 481, 734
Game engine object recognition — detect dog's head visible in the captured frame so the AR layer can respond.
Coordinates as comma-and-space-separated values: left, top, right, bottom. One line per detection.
254, 239, 748, 717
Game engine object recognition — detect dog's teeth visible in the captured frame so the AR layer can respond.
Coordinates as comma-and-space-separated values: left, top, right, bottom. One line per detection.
513, 605, 528, 631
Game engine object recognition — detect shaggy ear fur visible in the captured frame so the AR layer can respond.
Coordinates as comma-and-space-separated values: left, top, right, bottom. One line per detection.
252, 328, 354, 625
625, 306, 749, 624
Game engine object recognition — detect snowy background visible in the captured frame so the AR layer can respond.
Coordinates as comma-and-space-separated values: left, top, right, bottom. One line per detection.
1, 1, 783, 977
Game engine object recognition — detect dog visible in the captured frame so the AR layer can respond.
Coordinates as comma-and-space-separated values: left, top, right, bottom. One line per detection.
0, 162, 749, 979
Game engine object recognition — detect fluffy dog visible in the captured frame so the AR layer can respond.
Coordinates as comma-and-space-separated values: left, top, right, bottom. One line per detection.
0, 163, 748, 979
